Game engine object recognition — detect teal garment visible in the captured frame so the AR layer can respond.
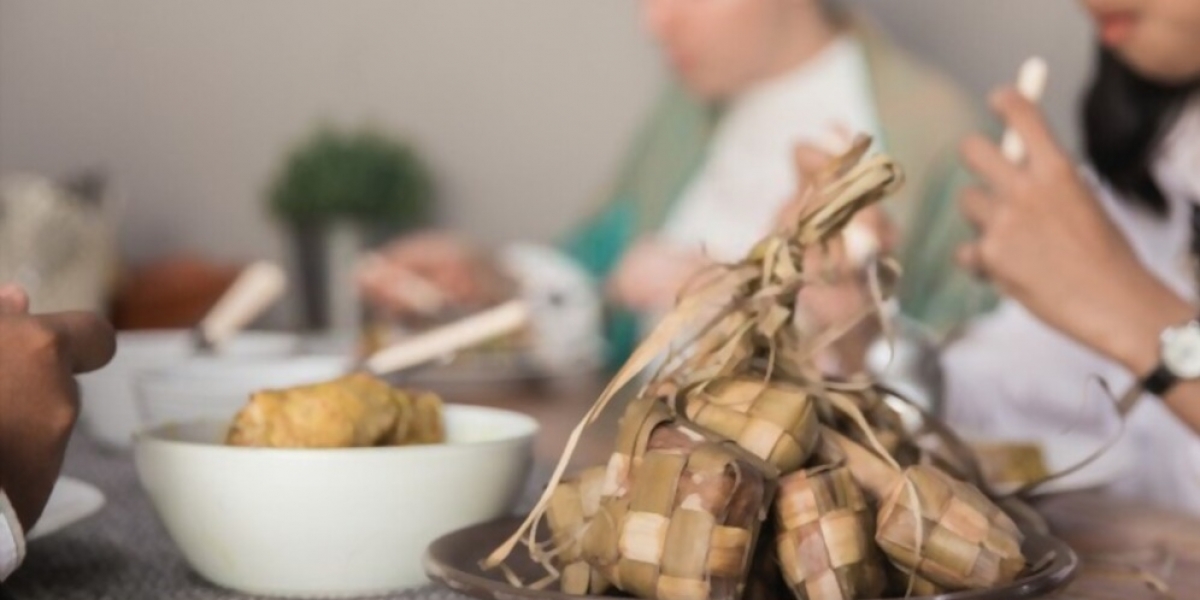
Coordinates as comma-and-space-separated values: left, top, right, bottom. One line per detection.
561, 200, 641, 368
561, 85, 718, 367
560, 26, 997, 370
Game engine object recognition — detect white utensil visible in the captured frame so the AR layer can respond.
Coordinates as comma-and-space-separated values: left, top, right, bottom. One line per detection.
1000, 57, 1050, 164
195, 261, 287, 351
363, 299, 531, 376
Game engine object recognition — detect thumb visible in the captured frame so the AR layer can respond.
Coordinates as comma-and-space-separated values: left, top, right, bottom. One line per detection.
793, 143, 835, 180
0, 284, 30, 315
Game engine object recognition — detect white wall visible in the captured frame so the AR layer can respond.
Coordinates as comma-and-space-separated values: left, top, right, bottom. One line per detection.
0, 0, 1096, 269
847, 0, 1094, 151
0, 0, 663, 265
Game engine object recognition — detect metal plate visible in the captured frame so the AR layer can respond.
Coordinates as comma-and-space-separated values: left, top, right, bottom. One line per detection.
425, 517, 1079, 600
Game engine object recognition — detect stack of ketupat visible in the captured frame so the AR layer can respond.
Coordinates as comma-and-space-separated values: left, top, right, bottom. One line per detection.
487, 137, 1027, 600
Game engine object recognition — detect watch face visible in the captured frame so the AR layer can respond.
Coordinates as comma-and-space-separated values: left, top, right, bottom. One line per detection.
1162, 321, 1200, 379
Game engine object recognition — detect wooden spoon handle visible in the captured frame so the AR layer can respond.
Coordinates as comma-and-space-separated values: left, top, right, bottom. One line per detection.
197, 261, 287, 350
363, 299, 530, 375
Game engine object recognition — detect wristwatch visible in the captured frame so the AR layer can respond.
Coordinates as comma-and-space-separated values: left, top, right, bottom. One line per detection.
1142, 319, 1200, 396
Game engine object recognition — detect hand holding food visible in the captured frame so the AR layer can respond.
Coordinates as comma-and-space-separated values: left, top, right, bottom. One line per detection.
606, 236, 712, 311
957, 89, 1189, 373
357, 230, 516, 321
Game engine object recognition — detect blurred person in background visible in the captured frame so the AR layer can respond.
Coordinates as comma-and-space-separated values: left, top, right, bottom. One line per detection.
940, 0, 1200, 514
358, 0, 992, 369
0, 285, 116, 580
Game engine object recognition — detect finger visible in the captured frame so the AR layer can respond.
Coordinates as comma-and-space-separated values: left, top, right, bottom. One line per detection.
357, 265, 412, 311
359, 280, 408, 314
794, 143, 834, 179
959, 187, 998, 230
961, 135, 1021, 189
991, 88, 1062, 162
35, 312, 117, 373
956, 243, 989, 280
0, 284, 29, 315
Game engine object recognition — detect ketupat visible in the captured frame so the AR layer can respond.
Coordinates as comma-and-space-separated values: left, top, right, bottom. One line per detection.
545, 467, 611, 595
876, 465, 1026, 591
815, 427, 898, 501
582, 397, 777, 600
827, 388, 921, 467
684, 377, 820, 473
885, 559, 946, 596
819, 427, 1026, 590
775, 466, 885, 600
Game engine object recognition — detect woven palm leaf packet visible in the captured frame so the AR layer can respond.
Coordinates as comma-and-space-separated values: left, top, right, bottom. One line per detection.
483, 136, 1034, 600
775, 465, 885, 600
546, 467, 612, 595
876, 465, 1025, 590
684, 377, 821, 473
581, 396, 778, 600
820, 427, 1025, 591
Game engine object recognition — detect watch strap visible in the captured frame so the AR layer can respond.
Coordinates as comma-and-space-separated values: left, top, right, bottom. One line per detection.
1142, 364, 1179, 397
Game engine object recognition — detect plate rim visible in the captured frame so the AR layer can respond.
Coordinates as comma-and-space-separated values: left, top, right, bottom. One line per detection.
27, 476, 106, 541
425, 516, 1080, 600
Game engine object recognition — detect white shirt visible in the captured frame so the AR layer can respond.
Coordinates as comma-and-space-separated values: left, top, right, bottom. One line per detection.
0, 490, 26, 581
661, 35, 882, 262
944, 100, 1200, 515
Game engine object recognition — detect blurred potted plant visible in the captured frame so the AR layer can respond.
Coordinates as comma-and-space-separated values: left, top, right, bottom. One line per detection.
268, 126, 434, 331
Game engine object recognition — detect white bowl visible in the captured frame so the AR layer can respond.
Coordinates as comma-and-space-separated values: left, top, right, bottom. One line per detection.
134, 406, 537, 597
136, 355, 352, 430
78, 330, 299, 448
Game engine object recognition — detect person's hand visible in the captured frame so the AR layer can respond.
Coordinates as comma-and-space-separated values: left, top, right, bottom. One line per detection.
779, 142, 898, 373
0, 284, 116, 531
357, 231, 514, 320
956, 88, 1187, 368
792, 206, 897, 373
607, 237, 711, 311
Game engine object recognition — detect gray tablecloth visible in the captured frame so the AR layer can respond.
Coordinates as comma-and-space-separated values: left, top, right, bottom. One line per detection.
5, 434, 548, 600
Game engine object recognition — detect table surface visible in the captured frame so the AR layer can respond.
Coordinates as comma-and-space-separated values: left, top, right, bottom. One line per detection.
6, 375, 1199, 599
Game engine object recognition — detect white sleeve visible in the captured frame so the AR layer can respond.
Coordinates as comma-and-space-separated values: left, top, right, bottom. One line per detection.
0, 490, 26, 581
498, 242, 605, 373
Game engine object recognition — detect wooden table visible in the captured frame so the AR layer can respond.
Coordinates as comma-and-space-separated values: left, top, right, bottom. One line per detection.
8, 375, 1197, 599
442, 375, 1200, 600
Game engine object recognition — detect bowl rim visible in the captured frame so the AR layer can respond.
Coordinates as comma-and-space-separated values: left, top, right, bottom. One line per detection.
115, 329, 301, 343
134, 404, 540, 456
136, 354, 353, 386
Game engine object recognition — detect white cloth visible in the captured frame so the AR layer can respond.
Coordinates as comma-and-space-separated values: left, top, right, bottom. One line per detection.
0, 490, 26, 581
498, 242, 605, 372
944, 99, 1200, 515
661, 35, 882, 262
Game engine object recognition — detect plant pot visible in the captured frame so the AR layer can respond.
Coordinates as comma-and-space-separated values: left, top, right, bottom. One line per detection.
290, 221, 366, 332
